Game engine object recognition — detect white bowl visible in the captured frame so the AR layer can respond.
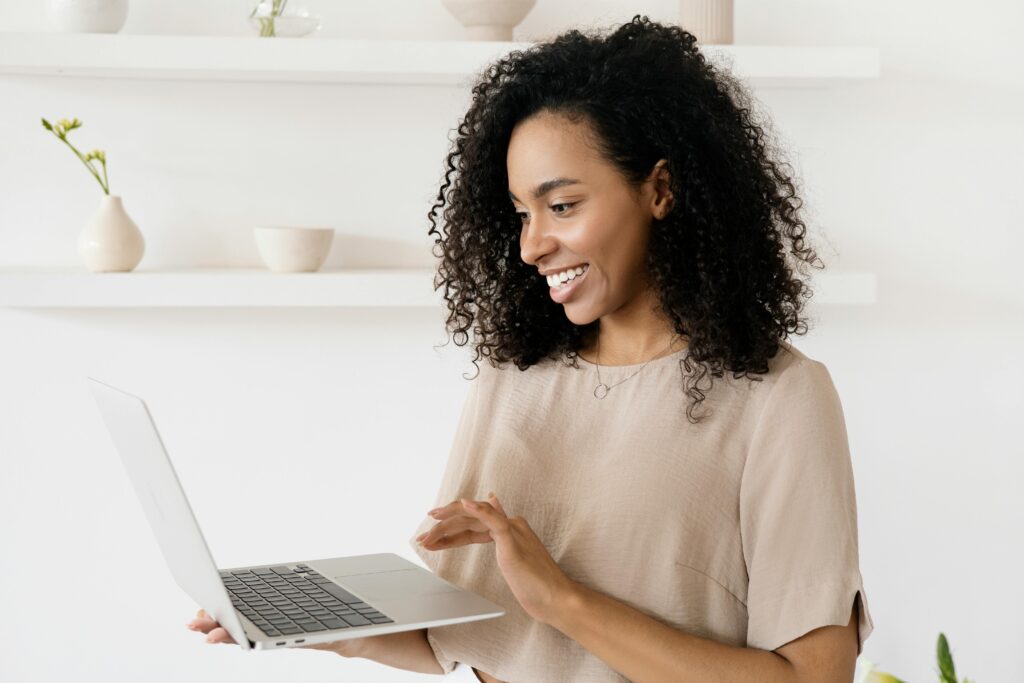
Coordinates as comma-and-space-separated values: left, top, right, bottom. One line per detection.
254, 226, 334, 273
441, 0, 537, 41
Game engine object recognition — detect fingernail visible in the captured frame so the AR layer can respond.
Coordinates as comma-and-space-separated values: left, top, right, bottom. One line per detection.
462, 498, 478, 509
416, 533, 427, 541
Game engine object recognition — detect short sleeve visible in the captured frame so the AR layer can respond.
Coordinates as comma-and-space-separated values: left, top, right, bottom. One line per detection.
425, 629, 458, 675
739, 358, 875, 654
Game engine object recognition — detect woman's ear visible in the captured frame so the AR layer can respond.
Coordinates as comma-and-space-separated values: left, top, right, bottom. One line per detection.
648, 159, 675, 219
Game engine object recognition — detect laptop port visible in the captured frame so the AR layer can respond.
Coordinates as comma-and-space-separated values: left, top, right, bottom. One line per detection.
295, 639, 305, 644
276, 642, 285, 646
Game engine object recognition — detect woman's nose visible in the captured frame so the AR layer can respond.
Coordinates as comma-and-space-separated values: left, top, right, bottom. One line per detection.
519, 218, 555, 267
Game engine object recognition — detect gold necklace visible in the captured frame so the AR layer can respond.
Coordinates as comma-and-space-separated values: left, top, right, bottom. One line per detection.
593, 333, 682, 399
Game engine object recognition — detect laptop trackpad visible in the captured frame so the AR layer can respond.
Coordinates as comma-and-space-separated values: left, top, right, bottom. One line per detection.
334, 569, 460, 600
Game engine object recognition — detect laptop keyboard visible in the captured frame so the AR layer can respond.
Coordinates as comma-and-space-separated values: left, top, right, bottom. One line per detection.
219, 563, 394, 638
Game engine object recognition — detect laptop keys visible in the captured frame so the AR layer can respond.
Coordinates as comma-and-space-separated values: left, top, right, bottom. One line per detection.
221, 564, 396, 637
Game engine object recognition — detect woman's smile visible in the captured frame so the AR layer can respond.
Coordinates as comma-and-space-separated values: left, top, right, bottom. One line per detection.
549, 264, 590, 303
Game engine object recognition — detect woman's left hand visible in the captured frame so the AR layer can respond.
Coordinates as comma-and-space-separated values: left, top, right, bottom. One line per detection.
417, 493, 578, 625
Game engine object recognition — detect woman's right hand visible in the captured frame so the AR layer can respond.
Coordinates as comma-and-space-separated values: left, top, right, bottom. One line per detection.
186, 608, 361, 655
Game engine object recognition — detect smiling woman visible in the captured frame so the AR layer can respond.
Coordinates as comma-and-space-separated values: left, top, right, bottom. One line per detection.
427, 14, 825, 424
417, 13, 872, 683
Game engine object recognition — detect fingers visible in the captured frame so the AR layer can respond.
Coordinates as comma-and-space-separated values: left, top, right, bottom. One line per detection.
417, 516, 487, 546
187, 616, 219, 634
187, 611, 236, 644
419, 528, 492, 550
427, 500, 462, 520
205, 627, 235, 644
488, 493, 507, 517
458, 498, 514, 539
431, 493, 507, 520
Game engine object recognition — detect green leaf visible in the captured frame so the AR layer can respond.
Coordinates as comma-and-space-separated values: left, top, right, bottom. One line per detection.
937, 633, 957, 683
41, 118, 52, 131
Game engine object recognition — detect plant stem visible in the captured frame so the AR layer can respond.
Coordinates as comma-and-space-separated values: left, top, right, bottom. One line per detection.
54, 133, 108, 194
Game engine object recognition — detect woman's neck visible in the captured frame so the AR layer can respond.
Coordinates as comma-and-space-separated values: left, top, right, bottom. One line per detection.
578, 331, 687, 366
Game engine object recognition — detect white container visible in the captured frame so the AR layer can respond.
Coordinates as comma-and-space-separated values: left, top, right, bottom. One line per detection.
78, 195, 145, 272
440, 0, 536, 41
679, 0, 734, 45
47, 0, 129, 34
254, 226, 334, 273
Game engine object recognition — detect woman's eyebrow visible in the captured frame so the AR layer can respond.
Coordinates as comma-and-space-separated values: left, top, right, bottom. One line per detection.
508, 177, 582, 202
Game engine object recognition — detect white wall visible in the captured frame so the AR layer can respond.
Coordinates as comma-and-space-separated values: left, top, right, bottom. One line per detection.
1, 1, 1021, 681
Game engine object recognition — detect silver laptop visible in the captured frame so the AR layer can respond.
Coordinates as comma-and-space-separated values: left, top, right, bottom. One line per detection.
87, 376, 505, 650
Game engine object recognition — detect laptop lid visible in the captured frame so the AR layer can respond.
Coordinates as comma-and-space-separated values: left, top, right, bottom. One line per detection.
86, 377, 252, 649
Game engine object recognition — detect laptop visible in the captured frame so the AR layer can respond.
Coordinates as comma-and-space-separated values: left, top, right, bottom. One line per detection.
86, 376, 505, 650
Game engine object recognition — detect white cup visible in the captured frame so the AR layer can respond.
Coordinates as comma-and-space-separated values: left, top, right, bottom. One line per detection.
254, 226, 334, 273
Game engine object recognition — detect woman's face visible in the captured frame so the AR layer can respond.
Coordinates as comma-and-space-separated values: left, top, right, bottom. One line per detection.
508, 111, 673, 328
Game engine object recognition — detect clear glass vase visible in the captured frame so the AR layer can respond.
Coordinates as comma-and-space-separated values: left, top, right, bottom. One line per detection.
249, 0, 320, 38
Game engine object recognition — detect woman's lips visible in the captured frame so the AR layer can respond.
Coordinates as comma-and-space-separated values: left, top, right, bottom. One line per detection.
549, 266, 589, 304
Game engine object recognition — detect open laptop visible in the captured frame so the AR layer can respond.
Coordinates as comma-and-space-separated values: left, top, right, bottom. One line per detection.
87, 376, 505, 650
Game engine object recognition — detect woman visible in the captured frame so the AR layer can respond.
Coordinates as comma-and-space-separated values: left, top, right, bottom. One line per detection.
190, 15, 873, 682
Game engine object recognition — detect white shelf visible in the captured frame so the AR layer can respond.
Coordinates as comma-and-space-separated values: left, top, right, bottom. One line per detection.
0, 34, 880, 87
0, 267, 876, 308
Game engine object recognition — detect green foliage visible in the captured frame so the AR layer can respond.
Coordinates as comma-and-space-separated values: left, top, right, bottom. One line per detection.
40, 116, 111, 195
937, 633, 957, 683
862, 632, 975, 683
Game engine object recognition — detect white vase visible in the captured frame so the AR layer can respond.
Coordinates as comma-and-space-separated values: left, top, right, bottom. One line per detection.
441, 0, 536, 41
679, 0, 734, 45
78, 195, 145, 273
47, 0, 129, 34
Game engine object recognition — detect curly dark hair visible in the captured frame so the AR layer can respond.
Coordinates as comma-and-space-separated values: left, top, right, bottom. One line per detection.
427, 14, 825, 423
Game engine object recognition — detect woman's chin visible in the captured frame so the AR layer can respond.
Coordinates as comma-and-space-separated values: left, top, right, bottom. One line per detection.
563, 304, 599, 326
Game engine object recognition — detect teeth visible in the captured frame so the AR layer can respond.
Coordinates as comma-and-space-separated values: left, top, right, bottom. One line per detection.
547, 264, 588, 287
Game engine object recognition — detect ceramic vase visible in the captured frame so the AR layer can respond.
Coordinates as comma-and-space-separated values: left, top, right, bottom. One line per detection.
679, 0, 734, 44
47, 0, 129, 33
78, 195, 145, 272
440, 0, 536, 41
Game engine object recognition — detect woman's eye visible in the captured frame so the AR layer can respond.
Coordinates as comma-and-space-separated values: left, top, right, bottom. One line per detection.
516, 203, 575, 222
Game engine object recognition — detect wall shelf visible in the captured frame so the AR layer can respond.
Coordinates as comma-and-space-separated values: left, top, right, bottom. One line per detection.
0, 267, 876, 308
0, 33, 880, 87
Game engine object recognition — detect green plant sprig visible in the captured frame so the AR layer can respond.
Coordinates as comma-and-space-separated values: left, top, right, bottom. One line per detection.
937, 632, 975, 683
250, 0, 290, 37
860, 632, 976, 683
41, 117, 110, 195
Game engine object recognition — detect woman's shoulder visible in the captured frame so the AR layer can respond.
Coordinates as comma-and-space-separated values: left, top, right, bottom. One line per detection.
743, 341, 842, 420
712, 340, 834, 410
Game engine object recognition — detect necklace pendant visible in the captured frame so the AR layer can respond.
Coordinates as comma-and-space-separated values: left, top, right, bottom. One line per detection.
594, 383, 610, 399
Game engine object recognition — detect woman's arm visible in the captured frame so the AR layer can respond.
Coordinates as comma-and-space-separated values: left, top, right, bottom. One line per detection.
337, 628, 446, 675
548, 581, 859, 683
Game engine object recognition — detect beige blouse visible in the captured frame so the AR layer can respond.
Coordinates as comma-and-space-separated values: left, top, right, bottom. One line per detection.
409, 341, 874, 682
